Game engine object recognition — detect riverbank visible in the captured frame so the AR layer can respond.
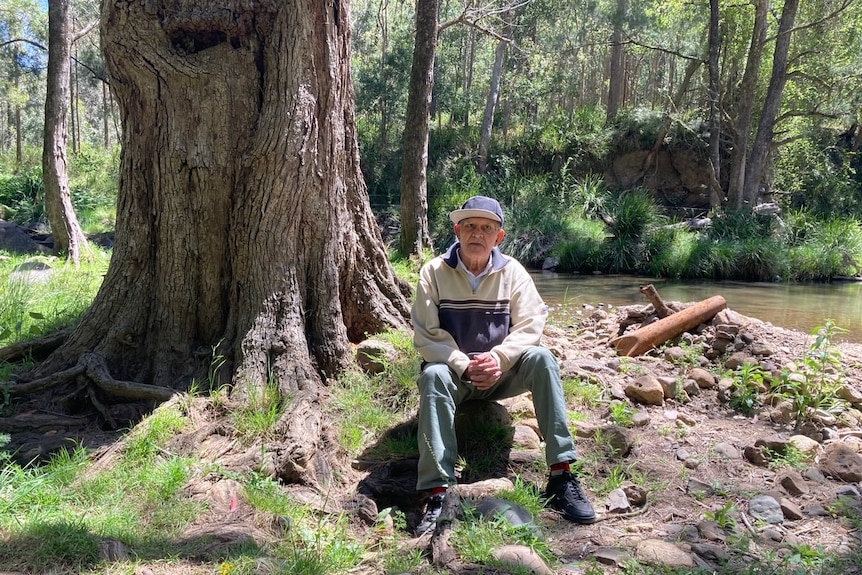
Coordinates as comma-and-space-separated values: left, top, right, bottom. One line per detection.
533, 271, 862, 344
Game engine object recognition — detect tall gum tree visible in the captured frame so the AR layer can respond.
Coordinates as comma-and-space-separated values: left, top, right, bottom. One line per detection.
13, 0, 411, 487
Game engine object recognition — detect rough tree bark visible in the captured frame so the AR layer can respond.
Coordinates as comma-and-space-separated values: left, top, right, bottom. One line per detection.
14, 0, 411, 488
42, 0, 88, 261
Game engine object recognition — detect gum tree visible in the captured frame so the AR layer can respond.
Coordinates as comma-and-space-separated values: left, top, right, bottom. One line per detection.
7, 0, 411, 488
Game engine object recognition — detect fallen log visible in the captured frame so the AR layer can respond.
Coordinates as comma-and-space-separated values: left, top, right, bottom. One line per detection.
611, 295, 727, 357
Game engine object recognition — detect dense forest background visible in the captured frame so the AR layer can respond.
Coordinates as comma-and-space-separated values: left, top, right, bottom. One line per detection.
1, 0, 861, 279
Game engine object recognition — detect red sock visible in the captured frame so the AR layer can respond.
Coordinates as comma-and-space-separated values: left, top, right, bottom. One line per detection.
550, 462, 570, 475
431, 486, 447, 496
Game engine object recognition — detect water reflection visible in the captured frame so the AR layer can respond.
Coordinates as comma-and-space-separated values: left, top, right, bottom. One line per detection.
531, 272, 862, 344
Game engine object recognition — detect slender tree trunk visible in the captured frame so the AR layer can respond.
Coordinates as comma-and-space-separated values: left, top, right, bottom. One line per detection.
606, 0, 626, 123
42, 0, 88, 261
102, 81, 109, 148
398, 0, 436, 257
26, 0, 410, 489
743, 0, 798, 207
707, 0, 722, 208
727, 0, 768, 209
477, 23, 511, 174
15, 104, 22, 164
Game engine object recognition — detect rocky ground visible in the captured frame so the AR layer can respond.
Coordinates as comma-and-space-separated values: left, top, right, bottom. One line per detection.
4, 296, 862, 575
518, 300, 862, 573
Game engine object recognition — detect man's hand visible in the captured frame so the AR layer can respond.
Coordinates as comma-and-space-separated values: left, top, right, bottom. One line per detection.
465, 352, 502, 390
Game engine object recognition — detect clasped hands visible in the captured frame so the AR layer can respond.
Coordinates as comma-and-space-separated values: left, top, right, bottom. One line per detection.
464, 352, 502, 390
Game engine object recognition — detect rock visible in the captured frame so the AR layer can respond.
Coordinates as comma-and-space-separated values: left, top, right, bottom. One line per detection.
595, 424, 635, 457
475, 497, 534, 526
626, 375, 665, 405
591, 546, 631, 567
788, 435, 822, 458
635, 539, 695, 568
779, 498, 804, 521
605, 488, 631, 513
778, 470, 809, 496
744, 445, 770, 466
713, 442, 741, 460
355, 339, 397, 374
820, 443, 862, 482
513, 425, 541, 450
748, 495, 784, 524
691, 542, 730, 562
689, 367, 716, 389
492, 545, 553, 575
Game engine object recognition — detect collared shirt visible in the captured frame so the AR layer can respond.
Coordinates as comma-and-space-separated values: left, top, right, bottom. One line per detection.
456, 249, 493, 291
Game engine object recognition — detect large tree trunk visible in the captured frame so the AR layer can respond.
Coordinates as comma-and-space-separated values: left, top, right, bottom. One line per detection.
25, 0, 411, 488
398, 0, 436, 257
743, 0, 798, 206
42, 0, 88, 261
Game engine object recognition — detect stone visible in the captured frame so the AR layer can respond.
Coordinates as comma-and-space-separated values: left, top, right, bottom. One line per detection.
591, 547, 631, 567
713, 442, 741, 460
778, 470, 809, 496
492, 545, 553, 575
779, 498, 804, 521
689, 367, 716, 389
635, 539, 695, 568
626, 375, 665, 406
820, 443, 862, 483
788, 435, 822, 458
355, 339, 397, 374
748, 495, 784, 524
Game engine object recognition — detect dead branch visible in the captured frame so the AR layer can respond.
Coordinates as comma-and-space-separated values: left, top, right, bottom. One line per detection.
639, 284, 672, 318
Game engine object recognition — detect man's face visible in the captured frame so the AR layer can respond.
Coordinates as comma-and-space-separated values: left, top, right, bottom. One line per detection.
454, 217, 505, 261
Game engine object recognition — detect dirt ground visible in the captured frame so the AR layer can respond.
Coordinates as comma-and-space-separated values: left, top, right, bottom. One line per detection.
4, 298, 862, 574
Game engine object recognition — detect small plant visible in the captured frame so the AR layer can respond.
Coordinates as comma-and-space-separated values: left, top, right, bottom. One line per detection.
765, 444, 809, 470
704, 500, 737, 531
563, 376, 603, 408
609, 400, 635, 427
728, 362, 766, 415
772, 320, 849, 429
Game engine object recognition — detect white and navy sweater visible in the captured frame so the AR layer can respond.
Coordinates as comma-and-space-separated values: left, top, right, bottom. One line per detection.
411, 242, 548, 379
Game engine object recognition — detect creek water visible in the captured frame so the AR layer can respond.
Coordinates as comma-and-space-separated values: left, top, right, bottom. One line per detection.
530, 272, 862, 344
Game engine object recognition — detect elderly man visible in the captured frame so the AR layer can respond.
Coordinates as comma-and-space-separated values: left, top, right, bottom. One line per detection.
410, 195, 596, 535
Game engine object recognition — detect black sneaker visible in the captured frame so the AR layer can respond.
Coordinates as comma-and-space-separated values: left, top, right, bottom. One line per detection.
544, 470, 597, 524
414, 493, 445, 536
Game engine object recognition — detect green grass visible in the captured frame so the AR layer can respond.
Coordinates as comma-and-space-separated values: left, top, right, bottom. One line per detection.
0, 250, 110, 346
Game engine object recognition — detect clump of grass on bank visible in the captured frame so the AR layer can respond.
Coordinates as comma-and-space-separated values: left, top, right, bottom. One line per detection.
0, 249, 110, 347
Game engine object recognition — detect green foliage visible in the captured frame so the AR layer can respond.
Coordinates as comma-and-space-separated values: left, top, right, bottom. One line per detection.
0, 252, 110, 345
602, 188, 664, 273
772, 320, 849, 429
232, 379, 290, 443
609, 400, 635, 427
704, 500, 737, 531
554, 217, 607, 273
727, 362, 767, 416
0, 165, 45, 223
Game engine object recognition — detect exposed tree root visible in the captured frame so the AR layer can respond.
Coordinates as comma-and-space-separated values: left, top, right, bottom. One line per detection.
0, 329, 69, 363
5, 352, 176, 403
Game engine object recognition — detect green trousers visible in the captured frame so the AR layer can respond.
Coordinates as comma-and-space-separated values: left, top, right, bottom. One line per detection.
415, 346, 578, 491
